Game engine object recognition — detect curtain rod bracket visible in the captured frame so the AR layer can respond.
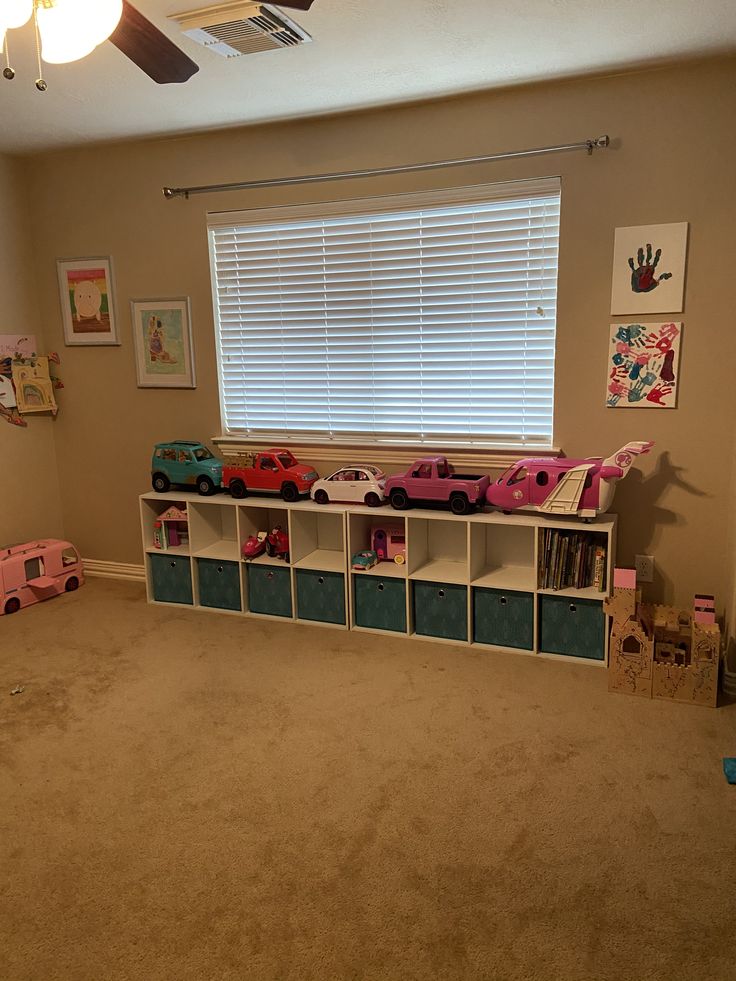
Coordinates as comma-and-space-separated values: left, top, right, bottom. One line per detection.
162, 134, 611, 200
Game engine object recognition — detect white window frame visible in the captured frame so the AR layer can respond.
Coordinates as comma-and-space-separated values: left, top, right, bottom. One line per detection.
208, 176, 561, 454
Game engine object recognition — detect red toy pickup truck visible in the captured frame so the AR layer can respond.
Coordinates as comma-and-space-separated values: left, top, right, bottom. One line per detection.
222, 448, 318, 502
384, 456, 490, 515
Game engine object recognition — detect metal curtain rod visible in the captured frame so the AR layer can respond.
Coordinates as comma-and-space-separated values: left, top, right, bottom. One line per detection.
162, 134, 610, 199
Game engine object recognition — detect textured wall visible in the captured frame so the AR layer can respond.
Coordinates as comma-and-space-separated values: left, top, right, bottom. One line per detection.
23, 57, 736, 610
0, 154, 64, 546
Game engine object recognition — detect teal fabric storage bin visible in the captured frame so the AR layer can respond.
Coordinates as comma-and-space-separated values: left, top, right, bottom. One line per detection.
473, 587, 534, 650
295, 569, 346, 625
354, 574, 407, 633
539, 594, 605, 660
196, 558, 241, 612
149, 553, 193, 605
412, 580, 467, 642
248, 564, 292, 618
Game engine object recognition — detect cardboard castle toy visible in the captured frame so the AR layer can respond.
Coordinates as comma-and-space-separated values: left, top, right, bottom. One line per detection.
605, 569, 721, 707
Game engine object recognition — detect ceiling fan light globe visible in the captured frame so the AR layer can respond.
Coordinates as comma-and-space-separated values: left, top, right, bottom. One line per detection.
2, 0, 33, 30
76, 0, 123, 45
36, 0, 100, 64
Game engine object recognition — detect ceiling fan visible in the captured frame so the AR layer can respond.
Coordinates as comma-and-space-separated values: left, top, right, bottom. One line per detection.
0, 0, 318, 89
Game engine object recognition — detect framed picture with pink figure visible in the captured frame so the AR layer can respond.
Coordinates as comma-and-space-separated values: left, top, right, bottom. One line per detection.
57, 257, 119, 346
130, 297, 195, 389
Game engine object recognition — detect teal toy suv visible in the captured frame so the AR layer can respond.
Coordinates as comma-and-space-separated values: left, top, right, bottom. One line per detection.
152, 441, 223, 496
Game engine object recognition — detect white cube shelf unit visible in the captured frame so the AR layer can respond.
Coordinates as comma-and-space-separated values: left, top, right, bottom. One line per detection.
141, 492, 616, 665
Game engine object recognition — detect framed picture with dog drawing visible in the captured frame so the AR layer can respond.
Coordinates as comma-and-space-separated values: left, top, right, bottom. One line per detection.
130, 297, 195, 388
57, 256, 119, 346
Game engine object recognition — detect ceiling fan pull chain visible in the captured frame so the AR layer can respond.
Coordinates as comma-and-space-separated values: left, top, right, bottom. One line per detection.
33, 6, 47, 91
2, 31, 15, 81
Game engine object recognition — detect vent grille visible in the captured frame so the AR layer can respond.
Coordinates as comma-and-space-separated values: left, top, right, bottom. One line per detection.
171, 3, 311, 58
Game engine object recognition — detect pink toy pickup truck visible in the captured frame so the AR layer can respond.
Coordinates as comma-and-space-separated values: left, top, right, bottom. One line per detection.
384, 456, 490, 515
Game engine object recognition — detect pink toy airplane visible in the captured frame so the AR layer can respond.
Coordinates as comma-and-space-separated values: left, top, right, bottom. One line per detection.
486, 441, 654, 519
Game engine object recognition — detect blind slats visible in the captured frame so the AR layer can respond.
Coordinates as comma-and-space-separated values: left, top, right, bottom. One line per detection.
209, 182, 559, 443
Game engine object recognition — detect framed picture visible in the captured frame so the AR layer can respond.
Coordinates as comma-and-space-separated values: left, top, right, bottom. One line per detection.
606, 321, 682, 409
130, 297, 196, 389
610, 222, 688, 315
57, 257, 119, 346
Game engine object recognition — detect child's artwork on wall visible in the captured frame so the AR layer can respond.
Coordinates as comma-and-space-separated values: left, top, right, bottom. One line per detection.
130, 297, 195, 389
57, 257, 119, 346
11, 356, 58, 414
606, 322, 682, 409
610, 223, 688, 315
0, 335, 37, 359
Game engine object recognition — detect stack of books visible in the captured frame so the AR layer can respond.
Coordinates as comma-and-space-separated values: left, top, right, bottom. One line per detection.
538, 528, 607, 592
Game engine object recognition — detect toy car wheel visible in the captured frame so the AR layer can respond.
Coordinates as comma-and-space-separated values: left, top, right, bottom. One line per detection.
365, 492, 381, 508
450, 493, 471, 516
314, 489, 329, 505
389, 489, 410, 510
229, 479, 247, 499
65, 576, 79, 592
197, 476, 216, 496
281, 482, 298, 503
394, 553, 406, 565
265, 541, 275, 557
152, 472, 170, 493
4, 597, 20, 615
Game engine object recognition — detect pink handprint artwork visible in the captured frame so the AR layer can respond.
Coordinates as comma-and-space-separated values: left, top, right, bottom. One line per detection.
606, 322, 681, 409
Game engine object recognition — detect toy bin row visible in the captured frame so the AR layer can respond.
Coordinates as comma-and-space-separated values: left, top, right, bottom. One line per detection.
140, 492, 616, 665
150, 440, 653, 520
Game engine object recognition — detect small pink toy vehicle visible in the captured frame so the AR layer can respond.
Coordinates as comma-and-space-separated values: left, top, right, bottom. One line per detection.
371, 525, 406, 564
1, 539, 84, 615
486, 441, 654, 519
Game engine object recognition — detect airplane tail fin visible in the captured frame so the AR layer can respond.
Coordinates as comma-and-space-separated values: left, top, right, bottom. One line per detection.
602, 441, 654, 474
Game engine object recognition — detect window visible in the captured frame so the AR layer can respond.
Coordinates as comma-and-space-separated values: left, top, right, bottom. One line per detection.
209, 178, 560, 446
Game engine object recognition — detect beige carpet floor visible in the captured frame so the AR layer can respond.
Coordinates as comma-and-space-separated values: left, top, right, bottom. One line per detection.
1, 579, 735, 981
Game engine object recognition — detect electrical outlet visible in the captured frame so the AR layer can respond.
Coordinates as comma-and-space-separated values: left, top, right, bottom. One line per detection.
635, 554, 655, 583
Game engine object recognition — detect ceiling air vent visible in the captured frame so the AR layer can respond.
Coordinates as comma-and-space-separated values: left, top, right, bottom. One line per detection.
170, 2, 312, 57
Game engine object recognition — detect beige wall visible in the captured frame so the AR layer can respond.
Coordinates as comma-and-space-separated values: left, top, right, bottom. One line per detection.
0, 154, 64, 546
23, 56, 736, 609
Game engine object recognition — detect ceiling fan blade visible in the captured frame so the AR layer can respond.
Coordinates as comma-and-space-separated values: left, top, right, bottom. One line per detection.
272, 1, 318, 9
109, 1, 199, 84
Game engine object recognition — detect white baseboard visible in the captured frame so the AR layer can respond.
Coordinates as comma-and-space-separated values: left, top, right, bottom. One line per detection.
83, 558, 146, 582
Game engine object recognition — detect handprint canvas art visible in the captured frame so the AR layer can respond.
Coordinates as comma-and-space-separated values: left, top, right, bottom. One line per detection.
606, 322, 681, 409
610, 222, 688, 314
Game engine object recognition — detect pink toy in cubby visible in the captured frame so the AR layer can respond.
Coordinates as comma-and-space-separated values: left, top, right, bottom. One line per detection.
1, 539, 84, 615
371, 525, 406, 565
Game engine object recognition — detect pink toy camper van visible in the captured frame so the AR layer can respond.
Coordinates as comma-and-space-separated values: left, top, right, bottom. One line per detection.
371, 525, 406, 564
0, 539, 84, 615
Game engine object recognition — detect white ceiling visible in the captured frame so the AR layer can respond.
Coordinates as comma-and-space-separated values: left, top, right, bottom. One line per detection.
2, 0, 735, 154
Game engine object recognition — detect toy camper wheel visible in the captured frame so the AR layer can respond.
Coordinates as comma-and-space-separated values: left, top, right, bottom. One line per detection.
152, 472, 170, 493
229, 479, 247, 499
65, 576, 79, 592
450, 493, 471, 516
4, 597, 20, 615
389, 489, 410, 510
365, 492, 381, 508
281, 482, 298, 503
197, 476, 216, 496
314, 489, 329, 505
394, 553, 406, 565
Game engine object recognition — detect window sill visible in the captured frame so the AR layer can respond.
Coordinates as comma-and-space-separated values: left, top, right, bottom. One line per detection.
212, 435, 561, 471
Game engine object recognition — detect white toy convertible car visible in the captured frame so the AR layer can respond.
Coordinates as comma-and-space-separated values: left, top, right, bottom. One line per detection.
311, 465, 386, 507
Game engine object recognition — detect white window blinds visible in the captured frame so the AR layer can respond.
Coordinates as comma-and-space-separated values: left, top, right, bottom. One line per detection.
209, 178, 560, 446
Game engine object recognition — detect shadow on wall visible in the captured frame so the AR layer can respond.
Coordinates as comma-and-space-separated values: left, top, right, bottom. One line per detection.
613, 450, 708, 589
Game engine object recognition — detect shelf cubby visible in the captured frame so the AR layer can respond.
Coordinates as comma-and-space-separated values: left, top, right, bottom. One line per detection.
469, 523, 535, 592
347, 513, 407, 578
140, 497, 190, 555
189, 502, 239, 561
290, 509, 345, 573
407, 517, 467, 584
